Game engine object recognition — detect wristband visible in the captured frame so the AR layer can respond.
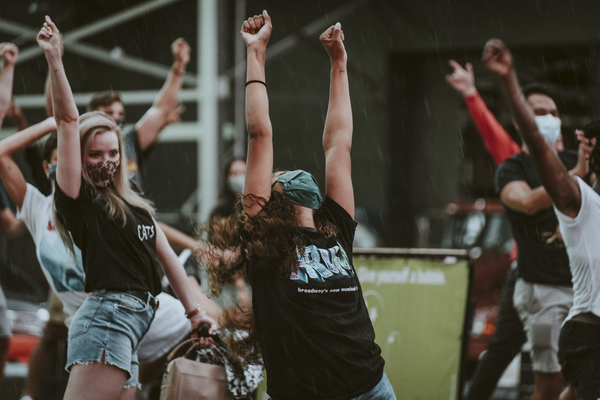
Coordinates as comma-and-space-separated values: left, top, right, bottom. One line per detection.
185, 305, 202, 319
245, 80, 267, 88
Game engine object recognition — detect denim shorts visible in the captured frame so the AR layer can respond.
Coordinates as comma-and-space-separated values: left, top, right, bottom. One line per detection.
352, 372, 396, 400
66, 290, 156, 389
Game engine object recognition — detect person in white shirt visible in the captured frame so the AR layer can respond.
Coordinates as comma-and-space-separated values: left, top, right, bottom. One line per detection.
483, 38, 600, 400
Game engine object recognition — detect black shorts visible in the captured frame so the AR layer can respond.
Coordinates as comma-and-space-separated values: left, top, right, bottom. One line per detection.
558, 320, 600, 400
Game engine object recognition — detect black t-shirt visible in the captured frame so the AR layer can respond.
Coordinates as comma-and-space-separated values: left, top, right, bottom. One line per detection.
54, 182, 161, 295
495, 150, 577, 286
123, 127, 143, 189
243, 196, 384, 400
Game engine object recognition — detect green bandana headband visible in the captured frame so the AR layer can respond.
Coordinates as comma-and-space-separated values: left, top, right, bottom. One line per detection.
275, 170, 323, 210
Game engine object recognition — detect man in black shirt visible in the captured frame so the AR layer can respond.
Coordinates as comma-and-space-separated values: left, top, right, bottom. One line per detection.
494, 83, 588, 400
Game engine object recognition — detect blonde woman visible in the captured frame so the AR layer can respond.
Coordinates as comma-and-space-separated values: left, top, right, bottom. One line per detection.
37, 16, 215, 400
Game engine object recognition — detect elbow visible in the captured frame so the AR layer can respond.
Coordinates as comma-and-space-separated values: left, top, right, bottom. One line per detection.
247, 122, 272, 140
522, 201, 545, 215
55, 115, 79, 125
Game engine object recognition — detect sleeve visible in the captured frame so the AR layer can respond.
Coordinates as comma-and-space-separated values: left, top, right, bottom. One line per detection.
464, 91, 521, 165
53, 182, 86, 236
319, 196, 358, 252
495, 158, 525, 196
554, 177, 590, 246
16, 183, 45, 236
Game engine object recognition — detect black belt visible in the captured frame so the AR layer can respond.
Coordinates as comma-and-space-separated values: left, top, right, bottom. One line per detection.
125, 290, 160, 310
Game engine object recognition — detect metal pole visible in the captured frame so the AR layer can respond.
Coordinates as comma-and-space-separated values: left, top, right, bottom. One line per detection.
233, 0, 246, 158
198, 0, 219, 223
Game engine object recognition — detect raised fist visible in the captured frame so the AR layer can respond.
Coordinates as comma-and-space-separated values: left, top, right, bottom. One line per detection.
171, 38, 190, 66
241, 10, 272, 49
0, 43, 18, 66
37, 16, 62, 59
482, 39, 513, 77
319, 23, 346, 62
446, 60, 476, 96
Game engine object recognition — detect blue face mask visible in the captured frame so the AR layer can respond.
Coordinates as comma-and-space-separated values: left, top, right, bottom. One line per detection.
47, 163, 57, 182
275, 170, 323, 210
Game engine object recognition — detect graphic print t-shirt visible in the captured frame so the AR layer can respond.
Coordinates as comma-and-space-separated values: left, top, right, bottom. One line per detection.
495, 151, 576, 286
244, 197, 384, 400
17, 184, 87, 324
54, 182, 161, 295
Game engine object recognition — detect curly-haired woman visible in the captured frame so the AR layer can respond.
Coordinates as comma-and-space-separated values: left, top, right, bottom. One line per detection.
201, 11, 394, 400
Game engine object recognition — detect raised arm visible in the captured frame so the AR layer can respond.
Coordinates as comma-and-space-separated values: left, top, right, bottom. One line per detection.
0, 117, 56, 208
320, 23, 354, 218
446, 59, 520, 165
241, 11, 274, 217
483, 39, 581, 217
135, 38, 190, 151
0, 43, 18, 128
38, 16, 81, 199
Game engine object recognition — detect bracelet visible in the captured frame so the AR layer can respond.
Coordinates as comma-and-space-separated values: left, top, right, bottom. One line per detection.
185, 305, 202, 319
245, 80, 267, 88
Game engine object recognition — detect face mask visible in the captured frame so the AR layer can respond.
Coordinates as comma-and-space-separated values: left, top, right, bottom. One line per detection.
47, 163, 57, 182
534, 114, 561, 146
275, 170, 323, 210
227, 175, 245, 194
115, 119, 126, 130
86, 159, 120, 187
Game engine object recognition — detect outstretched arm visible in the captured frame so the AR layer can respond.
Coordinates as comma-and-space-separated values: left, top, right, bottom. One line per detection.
154, 221, 217, 335
446, 59, 520, 165
241, 11, 274, 217
38, 16, 81, 199
0, 117, 56, 209
483, 39, 581, 217
135, 38, 190, 151
320, 23, 354, 218
0, 43, 18, 129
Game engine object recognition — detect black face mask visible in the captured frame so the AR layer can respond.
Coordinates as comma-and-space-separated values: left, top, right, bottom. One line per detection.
47, 163, 57, 182
115, 119, 126, 130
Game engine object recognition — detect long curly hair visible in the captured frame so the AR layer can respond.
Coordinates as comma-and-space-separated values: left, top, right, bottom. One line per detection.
195, 190, 337, 365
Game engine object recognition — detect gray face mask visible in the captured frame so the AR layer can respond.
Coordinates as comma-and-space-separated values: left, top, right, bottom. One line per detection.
227, 175, 245, 194
275, 170, 323, 210
47, 163, 57, 182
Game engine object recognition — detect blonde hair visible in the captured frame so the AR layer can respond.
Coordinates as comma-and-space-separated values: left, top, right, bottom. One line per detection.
54, 111, 155, 254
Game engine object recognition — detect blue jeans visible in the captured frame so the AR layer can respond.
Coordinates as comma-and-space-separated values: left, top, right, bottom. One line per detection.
352, 372, 396, 400
66, 290, 156, 389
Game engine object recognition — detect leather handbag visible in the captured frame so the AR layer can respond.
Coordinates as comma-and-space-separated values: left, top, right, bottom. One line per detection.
160, 337, 234, 400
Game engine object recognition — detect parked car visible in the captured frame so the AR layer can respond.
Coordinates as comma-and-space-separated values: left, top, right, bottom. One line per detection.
416, 198, 514, 364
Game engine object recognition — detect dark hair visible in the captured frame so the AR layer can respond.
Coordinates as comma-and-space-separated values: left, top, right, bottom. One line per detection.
522, 83, 555, 103
87, 91, 122, 112
584, 120, 600, 176
196, 191, 337, 364
42, 131, 58, 163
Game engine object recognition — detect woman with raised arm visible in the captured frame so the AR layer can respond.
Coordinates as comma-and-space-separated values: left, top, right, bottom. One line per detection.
199, 11, 393, 400
483, 38, 600, 400
36, 16, 216, 400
